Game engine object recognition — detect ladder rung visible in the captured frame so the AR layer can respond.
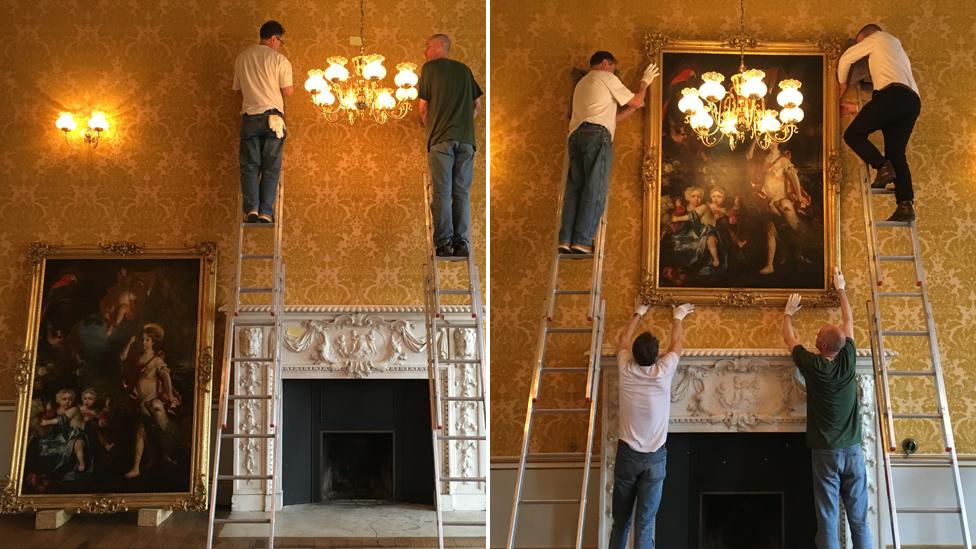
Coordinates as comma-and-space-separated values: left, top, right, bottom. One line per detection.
890, 456, 954, 466
871, 188, 896, 195
875, 220, 913, 228
232, 319, 276, 327
435, 256, 467, 262
218, 474, 272, 480
879, 255, 915, 261
221, 433, 276, 439
520, 498, 581, 504
239, 287, 274, 293
882, 330, 929, 337
443, 397, 484, 402
541, 367, 588, 372
241, 223, 276, 229
897, 507, 962, 514
227, 394, 274, 400
557, 253, 594, 260
242, 254, 275, 260
546, 327, 590, 334
437, 289, 470, 295
892, 413, 942, 420
448, 322, 478, 329
213, 517, 272, 524
554, 289, 590, 295
878, 292, 923, 297
533, 408, 589, 414
231, 357, 274, 363
437, 435, 486, 441
441, 520, 486, 526
440, 359, 481, 364
886, 370, 935, 377
526, 452, 586, 460
440, 476, 486, 482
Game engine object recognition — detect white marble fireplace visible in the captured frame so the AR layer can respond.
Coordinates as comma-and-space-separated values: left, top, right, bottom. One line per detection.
228, 305, 486, 513
599, 348, 883, 549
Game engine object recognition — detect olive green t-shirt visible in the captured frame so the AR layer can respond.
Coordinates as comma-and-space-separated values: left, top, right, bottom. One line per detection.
418, 58, 483, 151
792, 338, 862, 449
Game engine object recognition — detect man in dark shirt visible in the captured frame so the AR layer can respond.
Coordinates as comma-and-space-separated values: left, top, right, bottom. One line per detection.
782, 268, 873, 549
418, 33, 484, 257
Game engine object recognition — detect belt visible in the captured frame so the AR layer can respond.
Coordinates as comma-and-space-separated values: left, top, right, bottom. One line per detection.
877, 82, 915, 93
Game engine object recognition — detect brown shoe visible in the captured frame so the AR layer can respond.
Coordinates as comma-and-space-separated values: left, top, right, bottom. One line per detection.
886, 201, 916, 223
871, 160, 896, 189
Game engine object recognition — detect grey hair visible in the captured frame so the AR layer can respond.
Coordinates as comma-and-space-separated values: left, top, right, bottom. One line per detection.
430, 33, 452, 53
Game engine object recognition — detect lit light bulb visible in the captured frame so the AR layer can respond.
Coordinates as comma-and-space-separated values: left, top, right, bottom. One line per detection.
740, 69, 767, 99
88, 111, 109, 132
690, 110, 714, 130
313, 89, 336, 106
677, 88, 705, 115
719, 112, 738, 135
780, 107, 804, 124
324, 57, 350, 82
362, 55, 387, 80
340, 92, 358, 109
759, 110, 782, 133
304, 71, 327, 94
698, 72, 726, 103
374, 89, 396, 110
396, 87, 418, 101
777, 79, 803, 108
56, 112, 77, 132
394, 62, 419, 88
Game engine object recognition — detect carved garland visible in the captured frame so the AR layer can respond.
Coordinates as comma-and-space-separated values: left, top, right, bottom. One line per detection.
98, 241, 144, 256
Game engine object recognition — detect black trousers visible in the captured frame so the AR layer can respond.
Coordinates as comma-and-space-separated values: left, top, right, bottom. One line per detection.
843, 85, 921, 202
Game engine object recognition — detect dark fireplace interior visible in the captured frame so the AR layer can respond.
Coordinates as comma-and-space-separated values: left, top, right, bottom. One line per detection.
282, 379, 434, 506
320, 432, 394, 501
656, 433, 816, 549
701, 492, 784, 549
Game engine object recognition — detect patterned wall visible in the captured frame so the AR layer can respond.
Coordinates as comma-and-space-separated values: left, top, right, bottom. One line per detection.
0, 0, 485, 399
491, 0, 976, 456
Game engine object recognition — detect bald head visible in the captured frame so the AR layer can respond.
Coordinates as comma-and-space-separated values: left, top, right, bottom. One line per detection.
424, 34, 451, 61
816, 325, 847, 357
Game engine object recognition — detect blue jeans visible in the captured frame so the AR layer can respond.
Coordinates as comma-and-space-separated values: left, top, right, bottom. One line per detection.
811, 444, 873, 549
559, 123, 613, 248
609, 441, 667, 549
428, 140, 475, 247
240, 110, 286, 217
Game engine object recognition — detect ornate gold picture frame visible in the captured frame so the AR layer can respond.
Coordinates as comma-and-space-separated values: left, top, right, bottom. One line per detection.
3, 241, 217, 513
640, 34, 842, 307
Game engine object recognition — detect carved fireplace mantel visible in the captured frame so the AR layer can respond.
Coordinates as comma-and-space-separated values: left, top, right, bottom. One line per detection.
598, 348, 884, 549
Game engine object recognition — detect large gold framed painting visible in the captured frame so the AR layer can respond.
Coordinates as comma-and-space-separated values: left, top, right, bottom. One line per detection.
3, 242, 216, 513
642, 35, 841, 306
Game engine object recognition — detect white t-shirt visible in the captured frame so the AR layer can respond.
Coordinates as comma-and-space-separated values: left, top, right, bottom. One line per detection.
233, 44, 294, 115
837, 31, 919, 95
568, 70, 635, 141
617, 349, 680, 453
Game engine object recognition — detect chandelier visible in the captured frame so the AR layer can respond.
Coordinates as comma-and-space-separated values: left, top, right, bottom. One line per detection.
303, 0, 419, 125
676, 0, 804, 150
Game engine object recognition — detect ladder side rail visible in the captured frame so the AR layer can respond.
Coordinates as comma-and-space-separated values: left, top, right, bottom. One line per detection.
868, 300, 901, 548
268, 178, 285, 547
583, 218, 608, 400
545, 145, 571, 320
574, 299, 606, 549
206, 312, 237, 548
466, 256, 488, 422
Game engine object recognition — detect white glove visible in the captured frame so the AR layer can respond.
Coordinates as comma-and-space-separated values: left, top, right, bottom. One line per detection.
269, 115, 286, 139
673, 303, 695, 320
833, 267, 846, 291
784, 293, 803, 316
634, 297, 650, 317
641, 63, 660, 85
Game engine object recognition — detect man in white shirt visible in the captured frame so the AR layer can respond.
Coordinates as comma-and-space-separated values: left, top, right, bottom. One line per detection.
609, 298, 695, 549
233, 20, 294, 223
558, 52, 659, 254
837, 24, 920, 222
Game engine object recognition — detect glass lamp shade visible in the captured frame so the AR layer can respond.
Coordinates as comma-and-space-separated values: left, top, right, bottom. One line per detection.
304, 71, 327, 93
394, 62, 419, 87
740, 69, 767, 99
340, 92, 359, 110
777, 79, 803, 108
374, 89, 397, 110
324, 57, 350, 82
362, 55, 387, 80
88, 111, 109, 131
678, 88, 705, 114
780, 106, 804, 123
759, 110, 782, 132
698, 72, 727, 102
690, 110, 714, 130
719, 112, 738, 135
396, 87, 418, 101
56, 112, 77, 132
313, 89, 337, 106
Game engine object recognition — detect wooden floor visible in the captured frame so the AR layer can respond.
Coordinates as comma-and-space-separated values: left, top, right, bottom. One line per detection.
0, 512, 485, 549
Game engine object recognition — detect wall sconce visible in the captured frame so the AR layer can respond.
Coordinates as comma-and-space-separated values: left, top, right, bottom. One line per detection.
56, 111, 109, 150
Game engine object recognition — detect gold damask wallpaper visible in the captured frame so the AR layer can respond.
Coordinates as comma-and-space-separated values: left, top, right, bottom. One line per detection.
0, 0, 485, 399
490, 0, 976, 456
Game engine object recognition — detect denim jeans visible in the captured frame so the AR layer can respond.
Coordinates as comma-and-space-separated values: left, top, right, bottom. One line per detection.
559, 123, 614, 248
811, 444, 873, 549
428, 140, 475, 247
608, 440, 667, 549
240, 110, 286, 217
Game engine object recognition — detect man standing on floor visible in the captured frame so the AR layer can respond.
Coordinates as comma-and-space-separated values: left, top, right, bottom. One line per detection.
558, 52, 658, 254
233, 20, 293, 223
838, 23, 920, 222
418, 33, 483, 257
609, 298, 695, 549
782, 269, 873, 549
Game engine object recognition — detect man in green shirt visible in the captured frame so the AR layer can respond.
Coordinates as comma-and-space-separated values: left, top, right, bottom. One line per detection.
418, 33, 483, 257
782, 268, 873, 549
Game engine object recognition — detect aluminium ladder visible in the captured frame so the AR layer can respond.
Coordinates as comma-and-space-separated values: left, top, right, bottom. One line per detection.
852, 85, 972, 548
207, 180, 286, 549
506, 163, 609, 549
421, 175, 488, 549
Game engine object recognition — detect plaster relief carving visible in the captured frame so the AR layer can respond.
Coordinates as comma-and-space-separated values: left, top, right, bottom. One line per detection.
451, 329, 480, 485
283, 314, 426, 378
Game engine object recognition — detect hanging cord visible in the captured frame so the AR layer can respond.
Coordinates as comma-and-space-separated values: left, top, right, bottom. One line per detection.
359, 0, 366, 56
738, 0, 746, 70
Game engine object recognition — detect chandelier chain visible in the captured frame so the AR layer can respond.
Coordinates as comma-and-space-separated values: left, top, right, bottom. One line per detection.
738, 0, 746, 67
359, 0, 366, 56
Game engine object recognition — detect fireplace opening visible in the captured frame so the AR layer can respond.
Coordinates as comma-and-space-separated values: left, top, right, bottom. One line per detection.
320, 431, 394, 501
700, 492, 784, 549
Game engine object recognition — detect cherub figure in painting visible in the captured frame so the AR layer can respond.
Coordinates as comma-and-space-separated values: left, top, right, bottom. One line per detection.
37, 388, 92, 478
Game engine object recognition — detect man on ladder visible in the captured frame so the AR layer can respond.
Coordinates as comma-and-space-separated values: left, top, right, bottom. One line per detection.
782, 269, 873, 549
610, 300, 694, 549
837, 23, 920, 222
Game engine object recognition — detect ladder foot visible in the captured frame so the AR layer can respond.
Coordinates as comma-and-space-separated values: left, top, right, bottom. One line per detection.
877, 280, 883, 286
946, 447, 953, 452
917, 281, 922, 287
221, 424, 227, 429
